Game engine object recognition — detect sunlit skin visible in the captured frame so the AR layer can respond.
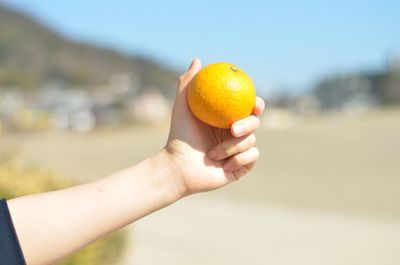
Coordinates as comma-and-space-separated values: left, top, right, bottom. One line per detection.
166, 58, 264, 193
8, 58, 265, 265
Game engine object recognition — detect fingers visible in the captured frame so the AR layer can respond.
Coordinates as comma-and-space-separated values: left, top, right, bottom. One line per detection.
230, 161, 256, 180
252, 96, 265, 117
231, 115, 260, 137
229, 98, 264, 137
244, 161, 257, 171
207, 113, 261, 175
212, 113, 260, 174
223, 147, 259, 172
207, 133, 256, 161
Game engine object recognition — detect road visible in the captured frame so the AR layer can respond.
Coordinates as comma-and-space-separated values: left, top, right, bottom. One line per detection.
2, 110, 400, 264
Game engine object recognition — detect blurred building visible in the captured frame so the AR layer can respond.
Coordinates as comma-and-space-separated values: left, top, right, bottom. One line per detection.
312, 54, 400, 111
129, 89, 170, 122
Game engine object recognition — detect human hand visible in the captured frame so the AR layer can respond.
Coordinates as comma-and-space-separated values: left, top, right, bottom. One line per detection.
163, 58, 265, 197
5, 59, 264, 265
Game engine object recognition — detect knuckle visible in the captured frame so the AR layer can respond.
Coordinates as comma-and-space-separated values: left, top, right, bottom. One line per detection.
241, 166, 249, 175
234, 138, 246, 151
220, 140, 230, 151
231, 155, 241, 167
248, 134, 256, 145
232, 170, 242, 181
245, 164, 253, 173
245, 115, 259, 130
220, 142, 232, 157
245, 162, 255, 172
235, 167, 248, 179
237, 134, 255, 152
219, 147, 230, 158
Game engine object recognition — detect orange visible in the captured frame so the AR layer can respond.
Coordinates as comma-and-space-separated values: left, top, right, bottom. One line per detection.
187, 62, 256, 129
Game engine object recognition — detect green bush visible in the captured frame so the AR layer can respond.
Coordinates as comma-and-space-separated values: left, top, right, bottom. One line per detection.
0, 152, 128, 265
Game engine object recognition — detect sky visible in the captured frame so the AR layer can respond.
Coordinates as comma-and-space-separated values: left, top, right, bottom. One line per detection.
1, 0, 399, 95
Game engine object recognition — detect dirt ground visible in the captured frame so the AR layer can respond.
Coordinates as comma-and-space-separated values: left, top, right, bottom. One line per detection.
2, 109, 400, 264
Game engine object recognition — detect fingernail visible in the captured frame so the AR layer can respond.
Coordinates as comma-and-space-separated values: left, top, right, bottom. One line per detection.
233, 123, 245, 136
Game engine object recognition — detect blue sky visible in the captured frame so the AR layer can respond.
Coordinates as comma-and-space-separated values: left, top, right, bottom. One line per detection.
1, 0, 399, 95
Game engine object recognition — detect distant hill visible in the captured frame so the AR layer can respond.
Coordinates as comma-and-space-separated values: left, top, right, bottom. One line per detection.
312, 61, 400, 110
0, 4, 178, 96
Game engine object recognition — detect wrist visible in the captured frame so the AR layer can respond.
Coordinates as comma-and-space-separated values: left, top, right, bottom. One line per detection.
152, 149, 188, 200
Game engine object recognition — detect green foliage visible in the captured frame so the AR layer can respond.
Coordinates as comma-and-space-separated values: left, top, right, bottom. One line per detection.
0, 153, 127, 265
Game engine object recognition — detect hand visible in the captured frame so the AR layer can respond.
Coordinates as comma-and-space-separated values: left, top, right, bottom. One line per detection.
164, 58, 265, 196
6, 59, 264, 265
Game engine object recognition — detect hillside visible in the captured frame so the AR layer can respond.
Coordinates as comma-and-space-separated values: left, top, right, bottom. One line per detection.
0, 4, 177, 95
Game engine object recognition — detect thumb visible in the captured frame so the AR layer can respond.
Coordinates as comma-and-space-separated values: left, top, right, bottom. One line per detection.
177, 58, 202, 94
170, 59, 202, 136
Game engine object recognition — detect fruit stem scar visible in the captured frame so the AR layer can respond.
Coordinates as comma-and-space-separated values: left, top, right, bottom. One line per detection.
230, 66, 238, 73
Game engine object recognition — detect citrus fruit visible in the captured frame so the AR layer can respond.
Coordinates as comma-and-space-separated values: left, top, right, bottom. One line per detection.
187, 62, 256, 129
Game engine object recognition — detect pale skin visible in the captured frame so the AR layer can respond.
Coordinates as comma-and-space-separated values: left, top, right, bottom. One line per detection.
7, 58, 265, 265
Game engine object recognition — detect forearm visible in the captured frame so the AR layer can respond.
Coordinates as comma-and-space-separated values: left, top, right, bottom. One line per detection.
8, 150, 181, 265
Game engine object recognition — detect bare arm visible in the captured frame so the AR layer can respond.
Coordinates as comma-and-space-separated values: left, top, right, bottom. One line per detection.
8, 151, 179, 264
7, 59, 265, 265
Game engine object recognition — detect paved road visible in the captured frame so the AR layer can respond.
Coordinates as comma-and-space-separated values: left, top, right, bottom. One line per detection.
121, 196, 400, 265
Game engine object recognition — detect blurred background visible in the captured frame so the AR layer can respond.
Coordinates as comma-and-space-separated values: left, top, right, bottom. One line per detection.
0, 0, 400, 264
